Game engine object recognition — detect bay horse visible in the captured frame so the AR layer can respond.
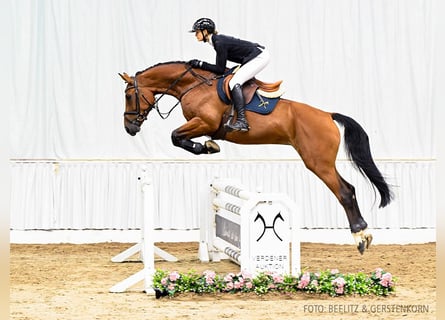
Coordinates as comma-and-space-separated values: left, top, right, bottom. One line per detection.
119, 61, 393, 254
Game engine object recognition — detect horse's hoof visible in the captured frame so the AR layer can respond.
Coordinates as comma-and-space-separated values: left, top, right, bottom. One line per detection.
205, 140, 220, 154
357, 241, 365, 255
352, 229, 373, 254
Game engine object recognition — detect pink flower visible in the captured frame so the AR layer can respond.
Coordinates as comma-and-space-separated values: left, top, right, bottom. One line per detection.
167, 283, 175, 291
331, 277, 346, 295
375, 268, 383, 279
335, 286, 344, 294
203, 270, 216, 285
169, 271, 180, 282
230, 276, 244, 290
160, 277, 168, 285
297, 272, 311, 289
330, 269, 339, 275
273, 274, 284, 284
224, 273, 235, 282
241, 270, 253, 280
379, 272, 393, 287
225, 282, 234, 291
310, 279, 318, 287
245, 281, 253, 289
332, 277, 346, 286
203, 270, 216, 279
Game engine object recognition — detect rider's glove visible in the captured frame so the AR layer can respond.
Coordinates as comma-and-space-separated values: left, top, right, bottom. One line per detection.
188, 59, 203, 68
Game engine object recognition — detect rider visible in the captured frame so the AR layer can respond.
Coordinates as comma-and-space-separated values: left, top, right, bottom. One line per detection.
188, 18, 270, 132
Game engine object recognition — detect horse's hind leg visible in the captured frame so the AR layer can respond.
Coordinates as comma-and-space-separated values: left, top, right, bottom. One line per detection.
308, 164, 372, 254
294, 116, 372, 254
336, 172, 373, 253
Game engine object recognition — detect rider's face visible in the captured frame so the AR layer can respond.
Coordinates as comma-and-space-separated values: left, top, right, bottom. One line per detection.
195, 30, 207, 42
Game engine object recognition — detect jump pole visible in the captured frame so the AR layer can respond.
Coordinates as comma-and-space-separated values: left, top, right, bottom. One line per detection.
109, 166, 178, 294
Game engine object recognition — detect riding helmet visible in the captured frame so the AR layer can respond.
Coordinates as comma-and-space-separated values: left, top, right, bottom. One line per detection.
190, 18, 216, 34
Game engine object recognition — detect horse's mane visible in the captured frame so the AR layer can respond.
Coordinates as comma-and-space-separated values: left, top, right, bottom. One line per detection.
135, 61, 186, 76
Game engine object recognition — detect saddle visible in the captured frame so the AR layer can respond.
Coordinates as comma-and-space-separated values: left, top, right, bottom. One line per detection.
213, 70, 284, 139
222, 74, 284, 105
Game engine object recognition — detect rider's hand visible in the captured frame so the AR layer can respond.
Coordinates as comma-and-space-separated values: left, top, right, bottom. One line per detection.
188, 59, 202, 68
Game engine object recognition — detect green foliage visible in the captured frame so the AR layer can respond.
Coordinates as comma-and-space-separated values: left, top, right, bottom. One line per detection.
152, 268, 396, 299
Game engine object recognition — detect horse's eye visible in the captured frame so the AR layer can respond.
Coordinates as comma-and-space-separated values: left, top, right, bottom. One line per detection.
125, 94, 131, 100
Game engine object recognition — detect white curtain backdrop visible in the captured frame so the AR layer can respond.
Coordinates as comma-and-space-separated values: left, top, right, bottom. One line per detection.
6, 0, 438, 233
9, 160, 436, 230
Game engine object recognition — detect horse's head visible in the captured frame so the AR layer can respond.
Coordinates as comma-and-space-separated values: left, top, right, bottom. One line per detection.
119, 72, 156, 136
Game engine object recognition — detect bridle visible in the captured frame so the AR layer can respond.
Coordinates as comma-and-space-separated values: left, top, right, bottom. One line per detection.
123, 77, 151, 125
123, 65, 213, 125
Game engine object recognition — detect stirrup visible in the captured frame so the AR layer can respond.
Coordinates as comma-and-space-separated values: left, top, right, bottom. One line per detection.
224, 120, 249, 132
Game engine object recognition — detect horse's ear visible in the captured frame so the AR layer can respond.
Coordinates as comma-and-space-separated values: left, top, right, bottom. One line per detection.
119, 72, 133, 84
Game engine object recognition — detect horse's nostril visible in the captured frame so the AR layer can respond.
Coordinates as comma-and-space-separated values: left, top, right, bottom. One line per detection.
125, 124, 140, 136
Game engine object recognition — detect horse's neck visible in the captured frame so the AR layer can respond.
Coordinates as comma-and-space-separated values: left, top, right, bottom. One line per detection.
139, 64, 195, 97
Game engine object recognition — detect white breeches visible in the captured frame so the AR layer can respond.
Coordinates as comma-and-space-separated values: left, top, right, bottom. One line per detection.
229, 49, 271, 90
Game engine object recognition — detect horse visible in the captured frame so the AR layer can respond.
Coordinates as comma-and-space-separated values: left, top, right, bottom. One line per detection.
119, 61, 393, 254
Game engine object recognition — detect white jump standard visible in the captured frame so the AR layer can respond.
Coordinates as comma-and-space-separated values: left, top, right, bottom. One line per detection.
200, 178, 300, 276
109, 166, 178, 294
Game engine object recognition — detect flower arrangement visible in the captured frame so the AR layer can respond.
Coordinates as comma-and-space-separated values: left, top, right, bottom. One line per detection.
152, 267, 396, 298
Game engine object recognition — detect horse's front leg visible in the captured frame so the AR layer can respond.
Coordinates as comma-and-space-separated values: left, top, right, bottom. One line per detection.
171, 118, 220, 155
171, 132, 220, 155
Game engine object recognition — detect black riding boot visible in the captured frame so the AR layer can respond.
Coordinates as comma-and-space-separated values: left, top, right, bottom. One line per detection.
225, 84, 249, 132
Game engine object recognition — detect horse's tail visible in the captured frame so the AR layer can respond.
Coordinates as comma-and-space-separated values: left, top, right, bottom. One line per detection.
332, 113, 393, 208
